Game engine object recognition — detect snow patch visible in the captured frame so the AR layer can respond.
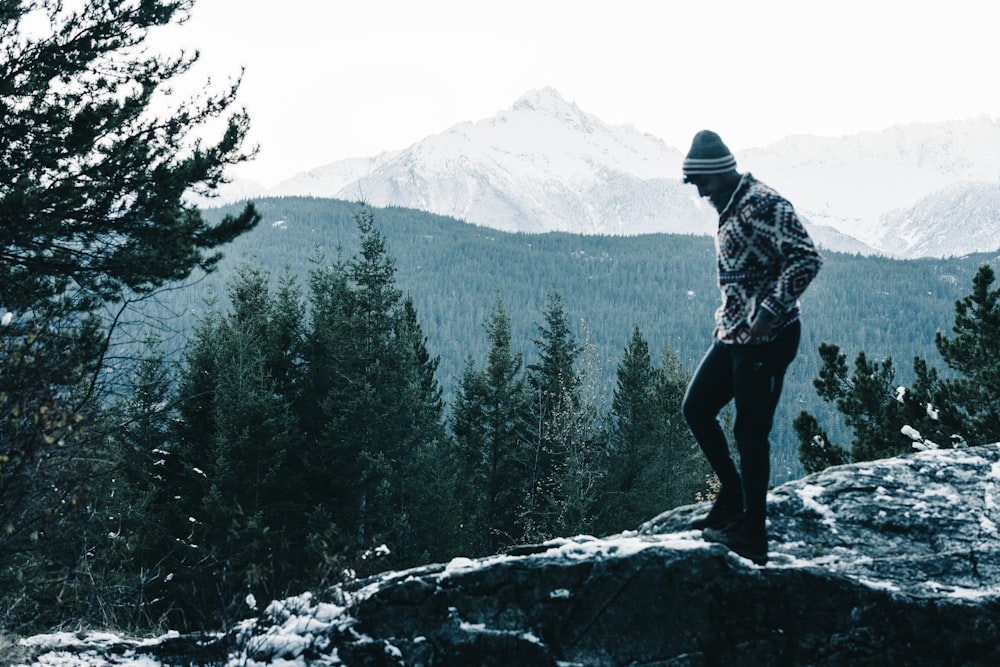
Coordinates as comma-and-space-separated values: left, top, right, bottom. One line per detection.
797, 484, 838, 533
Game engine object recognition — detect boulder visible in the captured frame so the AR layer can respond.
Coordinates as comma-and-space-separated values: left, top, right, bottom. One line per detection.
17, 445, 1000, 666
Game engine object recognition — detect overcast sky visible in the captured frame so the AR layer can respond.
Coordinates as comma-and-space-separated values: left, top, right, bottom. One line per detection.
164, 0, 999, 187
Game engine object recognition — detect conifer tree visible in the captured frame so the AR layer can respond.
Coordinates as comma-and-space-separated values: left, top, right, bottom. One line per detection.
650, 344, 710, 509
451, 298, 530, 554
794, 411, 847, 474
158, 267, 308, 627
84, 335, 180, 630
598, 327, 658, 531
520, 291, 602, 541
797, 264, 1000, 472
598, 330, 708, 533
928, 265, 1000, 445
303, 209, 453, 572
798, 344, 912, 464
302, 257, 361, 549
0, 0, 258, 314
387, 295, 457, 563
0, 0, 258, 628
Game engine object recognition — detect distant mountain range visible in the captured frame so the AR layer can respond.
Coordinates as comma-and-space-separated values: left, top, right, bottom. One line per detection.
207, 88, 1000, 259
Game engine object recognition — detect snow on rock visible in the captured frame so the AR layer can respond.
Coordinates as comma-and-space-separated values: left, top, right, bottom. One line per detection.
16, 444, 1000, 666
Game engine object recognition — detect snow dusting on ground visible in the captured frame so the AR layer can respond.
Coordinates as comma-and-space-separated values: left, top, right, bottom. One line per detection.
14, 444, 1000, 666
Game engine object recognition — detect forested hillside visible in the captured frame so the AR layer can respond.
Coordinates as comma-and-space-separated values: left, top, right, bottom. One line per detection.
136, 197, 997, 480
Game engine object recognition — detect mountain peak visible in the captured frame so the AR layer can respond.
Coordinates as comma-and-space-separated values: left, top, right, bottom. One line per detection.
510, 86, 579, 116
506, 87, 598, 137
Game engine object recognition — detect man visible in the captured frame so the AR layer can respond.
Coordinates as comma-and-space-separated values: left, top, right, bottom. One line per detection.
681, 130, 822, 565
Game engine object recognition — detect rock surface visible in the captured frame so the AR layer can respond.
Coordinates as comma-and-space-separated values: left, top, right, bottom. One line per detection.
15, 445, 1000, 666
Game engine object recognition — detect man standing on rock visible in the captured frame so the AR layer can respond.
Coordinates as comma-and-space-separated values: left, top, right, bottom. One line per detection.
680, 130, 822, 565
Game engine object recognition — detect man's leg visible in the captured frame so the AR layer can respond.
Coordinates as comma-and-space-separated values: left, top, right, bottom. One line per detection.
683, 341, 742, 527
731, 321, 801, 531
703, 322, 800, 564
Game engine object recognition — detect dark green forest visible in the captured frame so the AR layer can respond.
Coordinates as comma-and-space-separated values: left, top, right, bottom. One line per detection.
152, 196, 997, 480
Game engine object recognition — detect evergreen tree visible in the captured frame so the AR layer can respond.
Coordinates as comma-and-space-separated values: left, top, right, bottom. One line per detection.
0, 0, 258, 629
804, 344, 912, 464
387, 295, 458, 563
91, 335, 179, 630
451, 298, 530, 554
797, 265, 1000, 471
650, 344, 711, 510
794, 411, 848, 474
158, 266, 308, 627
302, 208, 453, 573
520, 291, 602, 541
302, 256, 360, 556
336, 208, 416, 565
598, 331, 708, 533
598, 327, 658, 532
0, 0, 258, 313
928, 265, 1000, 445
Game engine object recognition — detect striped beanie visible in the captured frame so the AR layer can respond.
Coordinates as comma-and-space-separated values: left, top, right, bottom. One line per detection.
682, 130, 737, 176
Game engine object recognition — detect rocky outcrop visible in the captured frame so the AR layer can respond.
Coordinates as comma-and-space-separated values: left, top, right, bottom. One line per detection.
16, 445, 1000, 666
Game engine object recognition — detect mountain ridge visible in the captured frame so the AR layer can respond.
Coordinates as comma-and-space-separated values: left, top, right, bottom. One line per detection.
210, 88, 1000, 258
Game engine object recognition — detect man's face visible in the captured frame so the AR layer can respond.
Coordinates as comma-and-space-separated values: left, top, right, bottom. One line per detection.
684, 174, 729, 212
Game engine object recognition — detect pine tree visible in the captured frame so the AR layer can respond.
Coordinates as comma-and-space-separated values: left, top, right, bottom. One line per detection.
451, 298, 530, 554
796, 266, 1000, 471
388, 295, 457, 564
93, 335, 179, 630
809, 343, 911, 463
794, 410, 848, 474
302, 208, 453, 573
0, 0, 258, 629
929, 265, 1000, 445
598, 331, 709, 533
598, 327, 658, 531
339, 208, 411, 564
520, 291, 602, 541
650, 344, 711, 510
302, 257, 360, 553
158, 266, 308, 627
0, 0, 258, 314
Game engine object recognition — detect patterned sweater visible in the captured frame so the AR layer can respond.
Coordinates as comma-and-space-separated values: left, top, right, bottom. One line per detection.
714, 173, 822, 344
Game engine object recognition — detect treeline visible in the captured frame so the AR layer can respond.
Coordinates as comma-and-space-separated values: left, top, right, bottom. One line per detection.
184, 197, 993, 479
0, 209, 709, 633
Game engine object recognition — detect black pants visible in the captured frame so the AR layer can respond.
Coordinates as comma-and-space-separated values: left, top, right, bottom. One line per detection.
682, 321, 800, 529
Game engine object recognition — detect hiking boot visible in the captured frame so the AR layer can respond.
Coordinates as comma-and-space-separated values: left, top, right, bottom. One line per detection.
691, 486, 744, 530
703, 514, 768, 565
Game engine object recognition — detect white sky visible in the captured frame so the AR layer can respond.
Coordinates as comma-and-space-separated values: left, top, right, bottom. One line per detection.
162, 0, 1000, 187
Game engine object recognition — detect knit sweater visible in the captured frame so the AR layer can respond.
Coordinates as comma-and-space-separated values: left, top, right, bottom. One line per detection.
714, 173, 822, 344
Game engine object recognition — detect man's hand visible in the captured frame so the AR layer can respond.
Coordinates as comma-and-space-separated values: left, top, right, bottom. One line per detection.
749, 308, 777, 343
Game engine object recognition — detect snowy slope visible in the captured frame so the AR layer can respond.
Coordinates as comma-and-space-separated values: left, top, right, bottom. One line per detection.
740, 117, 1000, 255
213, 89, 1000, 258
269, 151, 404, 200
875, 181, 1000, 258
326, 88, 703, 236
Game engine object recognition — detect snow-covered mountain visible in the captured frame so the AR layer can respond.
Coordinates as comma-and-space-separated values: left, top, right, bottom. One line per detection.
285, 87, 711, 237
739, 117, 1000, 257
218, 88, 1000, 258
875, 181, 1000, 258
